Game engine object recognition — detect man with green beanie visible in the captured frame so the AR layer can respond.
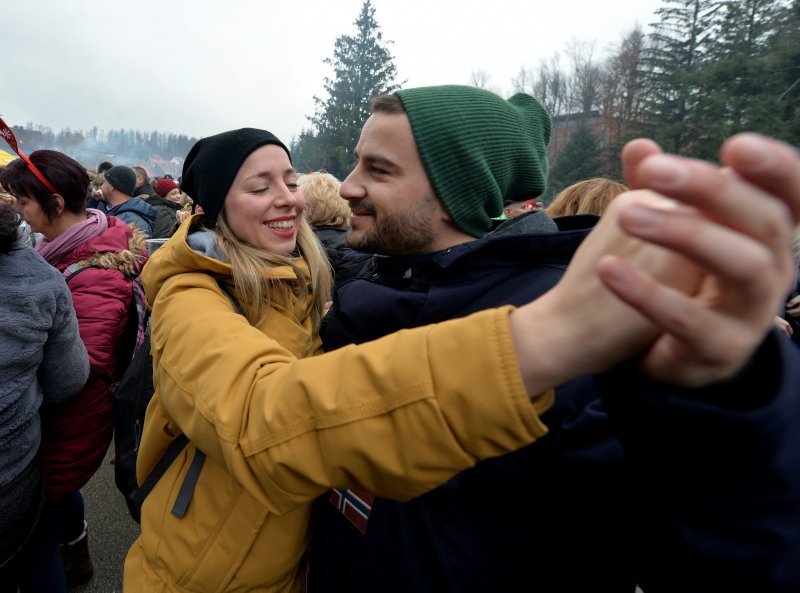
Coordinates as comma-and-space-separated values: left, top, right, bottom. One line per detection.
309, 85, 800, 593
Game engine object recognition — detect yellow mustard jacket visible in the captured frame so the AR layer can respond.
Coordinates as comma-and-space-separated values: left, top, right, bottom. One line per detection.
124, 216, 553, 593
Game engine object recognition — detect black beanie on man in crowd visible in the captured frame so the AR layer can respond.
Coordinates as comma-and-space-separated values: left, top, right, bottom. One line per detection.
394, 85, 551, 238
104, 165, 137, 197
181, 128, 291, 227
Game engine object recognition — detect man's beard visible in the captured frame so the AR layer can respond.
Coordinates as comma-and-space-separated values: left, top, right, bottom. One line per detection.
346, 192, 440, 256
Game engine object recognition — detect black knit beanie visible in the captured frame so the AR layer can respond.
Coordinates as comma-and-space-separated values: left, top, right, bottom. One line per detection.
104, 166, 137, 197
181, 128, 291, 227
394, 85, 551, 238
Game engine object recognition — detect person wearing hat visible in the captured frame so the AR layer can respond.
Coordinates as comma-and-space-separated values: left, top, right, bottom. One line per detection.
154, 177, 183, 204
137, 177, 184, 239
100, 165, 157, 236
307, 86, 800, 593
118, 118, 758, 592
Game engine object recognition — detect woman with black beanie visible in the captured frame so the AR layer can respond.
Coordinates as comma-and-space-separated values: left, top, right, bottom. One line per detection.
124, 126, 762, 593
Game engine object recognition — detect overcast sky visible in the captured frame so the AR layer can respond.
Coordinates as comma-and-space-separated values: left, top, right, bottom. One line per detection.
4, 0, 664, 144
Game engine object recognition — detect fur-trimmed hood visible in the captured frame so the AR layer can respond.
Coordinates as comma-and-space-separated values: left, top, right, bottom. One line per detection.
59, 215, 148, 277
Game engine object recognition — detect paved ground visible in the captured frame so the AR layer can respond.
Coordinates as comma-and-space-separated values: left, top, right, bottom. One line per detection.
82, 449, 140, 593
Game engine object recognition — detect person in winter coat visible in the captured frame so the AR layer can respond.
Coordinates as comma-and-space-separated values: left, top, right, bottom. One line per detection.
142, 178, 183, 239
297, 171, 370, 288
121, 124, 783, 593
0, 201, 89, 591
1, 150, 147, 592
100, 165, 157, 237
308, 86, 800, 593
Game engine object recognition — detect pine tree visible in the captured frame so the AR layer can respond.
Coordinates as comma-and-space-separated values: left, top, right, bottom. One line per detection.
692, 0, 787, 157
639, 0, 724, 155
768, 0, 800, 146
293, 0, 401, 178
548, 124, 606, 197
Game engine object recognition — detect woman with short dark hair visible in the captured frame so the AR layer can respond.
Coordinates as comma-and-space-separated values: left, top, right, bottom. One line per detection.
1, 150, 146, 591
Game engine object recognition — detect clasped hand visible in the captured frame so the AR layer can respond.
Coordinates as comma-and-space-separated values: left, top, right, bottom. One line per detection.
512, 134, 799, 391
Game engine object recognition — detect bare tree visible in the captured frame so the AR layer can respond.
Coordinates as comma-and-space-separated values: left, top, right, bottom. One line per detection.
532, 54, 569, 118
470, 69, 492, 88
511, 66, 536, 95
600, 28, 647, 146
566, 39, 604, 116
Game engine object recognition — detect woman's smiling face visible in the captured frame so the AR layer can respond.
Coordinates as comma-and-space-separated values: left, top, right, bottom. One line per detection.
222, 144, 305, 254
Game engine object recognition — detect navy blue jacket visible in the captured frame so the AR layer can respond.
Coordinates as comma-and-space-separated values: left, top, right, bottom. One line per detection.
313, 227, 372, 290
310, 212, 800, 593
106, 198, 156, 237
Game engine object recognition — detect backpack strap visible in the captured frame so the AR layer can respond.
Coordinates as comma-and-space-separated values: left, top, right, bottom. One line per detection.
171, 448, 206, 519
132, 434, 189, 511
134, 278, 242, 519
62, 263, 96, 282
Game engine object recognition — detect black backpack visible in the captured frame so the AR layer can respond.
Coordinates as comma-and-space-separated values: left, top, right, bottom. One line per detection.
111, 278, 241, 523
62, 263, 154, 522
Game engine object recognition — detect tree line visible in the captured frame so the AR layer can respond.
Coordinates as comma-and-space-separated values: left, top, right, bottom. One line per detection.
8, 0, 798, 195
9, 125, 198, 174
295, 0, 800, 198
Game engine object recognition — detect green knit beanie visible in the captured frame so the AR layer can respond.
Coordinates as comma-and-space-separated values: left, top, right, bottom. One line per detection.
395, 85, 551, 238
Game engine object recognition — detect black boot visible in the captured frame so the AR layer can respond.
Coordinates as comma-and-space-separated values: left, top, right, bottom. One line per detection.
59, 523, 93, 592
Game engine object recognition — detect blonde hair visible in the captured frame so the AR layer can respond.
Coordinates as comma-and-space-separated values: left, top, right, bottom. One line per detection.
91, 173, 105, 189
213, 213, 333, 330
547, 178, 628, 218
298, 172, 350, 229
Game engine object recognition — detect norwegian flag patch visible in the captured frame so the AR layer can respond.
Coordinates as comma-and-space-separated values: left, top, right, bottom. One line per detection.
329, 486, 375, 535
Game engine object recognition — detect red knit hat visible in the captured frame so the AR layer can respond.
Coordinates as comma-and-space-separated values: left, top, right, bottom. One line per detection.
155, 178, 179, 198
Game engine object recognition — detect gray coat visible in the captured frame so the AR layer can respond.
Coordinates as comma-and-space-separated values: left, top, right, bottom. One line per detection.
0, 239, 89, 487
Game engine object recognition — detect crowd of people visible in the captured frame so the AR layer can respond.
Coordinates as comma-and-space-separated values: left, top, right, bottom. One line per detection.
1, 84, 799, 593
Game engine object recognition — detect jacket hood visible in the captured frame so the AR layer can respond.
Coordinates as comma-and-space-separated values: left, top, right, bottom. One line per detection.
142, 214, 307, 309
135, 183, 159, 199
491, 209, 559, 236
60, 216, 147, 277
108, 197, 158, 225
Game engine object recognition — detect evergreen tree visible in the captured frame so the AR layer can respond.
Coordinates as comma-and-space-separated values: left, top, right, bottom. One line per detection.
639, 0, 724, 155
763, 0, 800, 146
548, 124, 606, 197
692, 0, 787, 157
293, 0, 401, 178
